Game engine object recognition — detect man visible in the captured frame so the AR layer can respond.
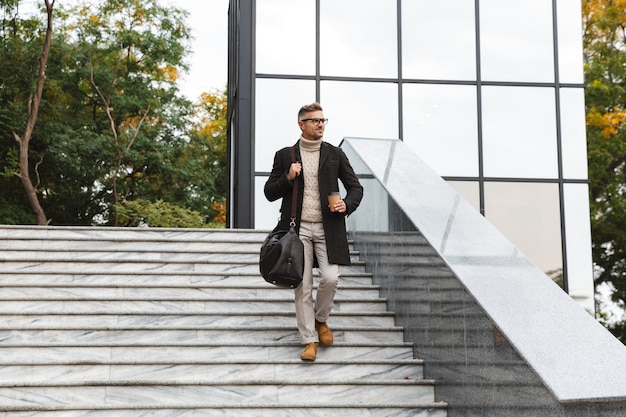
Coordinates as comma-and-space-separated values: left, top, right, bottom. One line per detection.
264, 102, 363, 361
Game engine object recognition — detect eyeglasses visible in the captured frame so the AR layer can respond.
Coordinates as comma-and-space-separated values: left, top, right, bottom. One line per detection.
300, 118, 329, 125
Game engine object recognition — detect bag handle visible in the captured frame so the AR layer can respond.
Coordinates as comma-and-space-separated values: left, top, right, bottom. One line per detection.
289, 146, 298, 227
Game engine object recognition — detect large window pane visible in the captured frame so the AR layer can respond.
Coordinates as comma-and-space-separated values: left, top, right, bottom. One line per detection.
256, 0, 315, 75
557, 0, 584, 84
563, 183, 594, 311
255, 79, 316, 172
321, 81, 398, 144
403, 84, 478, 176
402, 0, 476, 81
320, 0, 397, 78
484, 182, 563, 282
480, 0, 554, 82
255, 176, 282, 230
482, 86, 558, 178
560, 88, 588, 179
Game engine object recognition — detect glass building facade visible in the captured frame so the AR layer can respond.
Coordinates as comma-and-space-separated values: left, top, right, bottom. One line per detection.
227, 0, 594, 310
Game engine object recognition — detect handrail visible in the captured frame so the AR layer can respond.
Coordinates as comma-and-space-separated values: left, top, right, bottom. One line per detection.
341, 137, 626, 409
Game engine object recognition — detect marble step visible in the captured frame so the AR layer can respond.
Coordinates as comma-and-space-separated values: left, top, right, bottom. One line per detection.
0, 228, 361, 245
0, 286, 383, 300
410, 326, 501, 346
0, 327, 406, 345
0, 261, 367, 275
0, 228, 359, 255
387, 297, 485, 315
0, 298, 388, 314
353, 246, 439, 257
0, 241, 265, 252
0, 227, 268, 242
0, 407, 448, 417
0, 382, 436, 408
0, 241, 265, 251
0, 241, 358, 254
0, 313, 397, 329
421, 343, 528, 363
366, 255, 448, 266
0, 344, 416, 364
0, 250, 362, 264
0, 227, 446, 416
0, 273, 375, 287
0, 361, 425, 384
424, 359, 541, 385
373, 264, 457, 280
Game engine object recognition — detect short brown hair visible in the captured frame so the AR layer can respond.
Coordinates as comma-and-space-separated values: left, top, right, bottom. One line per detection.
298, 102, 323, 121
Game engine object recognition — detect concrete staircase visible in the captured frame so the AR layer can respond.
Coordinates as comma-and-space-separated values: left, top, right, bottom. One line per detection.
0, 226, 447, 416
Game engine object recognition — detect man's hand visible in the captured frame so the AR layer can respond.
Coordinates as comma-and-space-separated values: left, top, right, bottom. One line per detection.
287, 162, 302, 181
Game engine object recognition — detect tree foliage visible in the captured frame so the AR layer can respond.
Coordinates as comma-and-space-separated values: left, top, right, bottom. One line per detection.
583, 0, 626, 341
0, 0, 227, 227
116, 199, 207, 228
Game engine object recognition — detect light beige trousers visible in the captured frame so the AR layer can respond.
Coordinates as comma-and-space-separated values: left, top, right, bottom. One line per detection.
295, 221, 340, 344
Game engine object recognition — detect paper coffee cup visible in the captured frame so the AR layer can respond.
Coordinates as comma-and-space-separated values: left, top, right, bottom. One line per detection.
328, 192, 340, 212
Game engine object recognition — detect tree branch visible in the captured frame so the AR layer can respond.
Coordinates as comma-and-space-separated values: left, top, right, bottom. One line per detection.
125, 105, 151, 153
12, 0, 55, 225
34, 151, 47, 189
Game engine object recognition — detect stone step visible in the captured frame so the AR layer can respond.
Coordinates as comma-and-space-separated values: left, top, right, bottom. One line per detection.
0, 382, 436, 409
0, 344, 416, 364
0, 242, 264, 253
0, 238, 263, 249
374, 265, 458, 279
423, 343, 527, 363
400, 297, 483, 314
369, 256, 448, 266
0, 273, 374, 286
0, 250, 362, 263
0, 298, 388, 314
0, 227, 447, 416
0, 313, 397, 329
353, 246, 439, 257
0, 327, 406, 345
0, 361, 425, 384
0, 311, 395, 330
352, 231, 429, 243
0, 407, 448, 417
0, 227, 267, 242
0, 286, 382, 300
0, 261, 367, 275
426, 360, 541, 385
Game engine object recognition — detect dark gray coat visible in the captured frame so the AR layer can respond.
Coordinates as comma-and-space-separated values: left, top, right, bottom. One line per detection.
264, 140, 363, 265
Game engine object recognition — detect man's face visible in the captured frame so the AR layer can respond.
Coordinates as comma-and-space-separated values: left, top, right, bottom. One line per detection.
298, 110, 326, 141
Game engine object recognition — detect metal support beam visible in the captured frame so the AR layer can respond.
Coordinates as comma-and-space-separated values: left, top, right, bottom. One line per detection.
226, 0, 255, 228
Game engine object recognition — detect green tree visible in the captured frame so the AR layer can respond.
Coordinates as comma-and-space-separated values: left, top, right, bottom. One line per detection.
583, 0, 626, 341
187, 89, 228, 217
55, 0, 192, 225
1, 0, 227, 227
0, 0, 54, 224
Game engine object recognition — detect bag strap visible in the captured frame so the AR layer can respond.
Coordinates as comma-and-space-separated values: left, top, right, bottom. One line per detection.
289, 146, 298, 227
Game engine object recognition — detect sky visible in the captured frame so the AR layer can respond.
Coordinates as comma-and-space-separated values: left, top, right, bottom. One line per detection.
167, 0, 229, 100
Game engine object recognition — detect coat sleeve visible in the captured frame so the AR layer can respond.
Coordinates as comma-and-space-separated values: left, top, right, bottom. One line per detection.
338, 148, 363, 216
264, 148, 294, 202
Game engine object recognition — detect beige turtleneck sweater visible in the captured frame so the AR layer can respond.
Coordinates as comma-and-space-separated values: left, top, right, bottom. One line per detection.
299, 137, 323, 223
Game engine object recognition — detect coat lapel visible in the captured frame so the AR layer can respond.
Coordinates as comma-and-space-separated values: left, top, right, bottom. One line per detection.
318, 142, 329, 171
293, 141, 302, 162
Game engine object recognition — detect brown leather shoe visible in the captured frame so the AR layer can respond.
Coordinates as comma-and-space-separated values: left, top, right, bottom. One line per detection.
315, 320, 334, 346
300, 342, 318, 361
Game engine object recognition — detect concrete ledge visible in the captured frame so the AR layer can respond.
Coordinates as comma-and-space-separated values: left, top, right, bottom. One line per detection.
342, 137, 626, 413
